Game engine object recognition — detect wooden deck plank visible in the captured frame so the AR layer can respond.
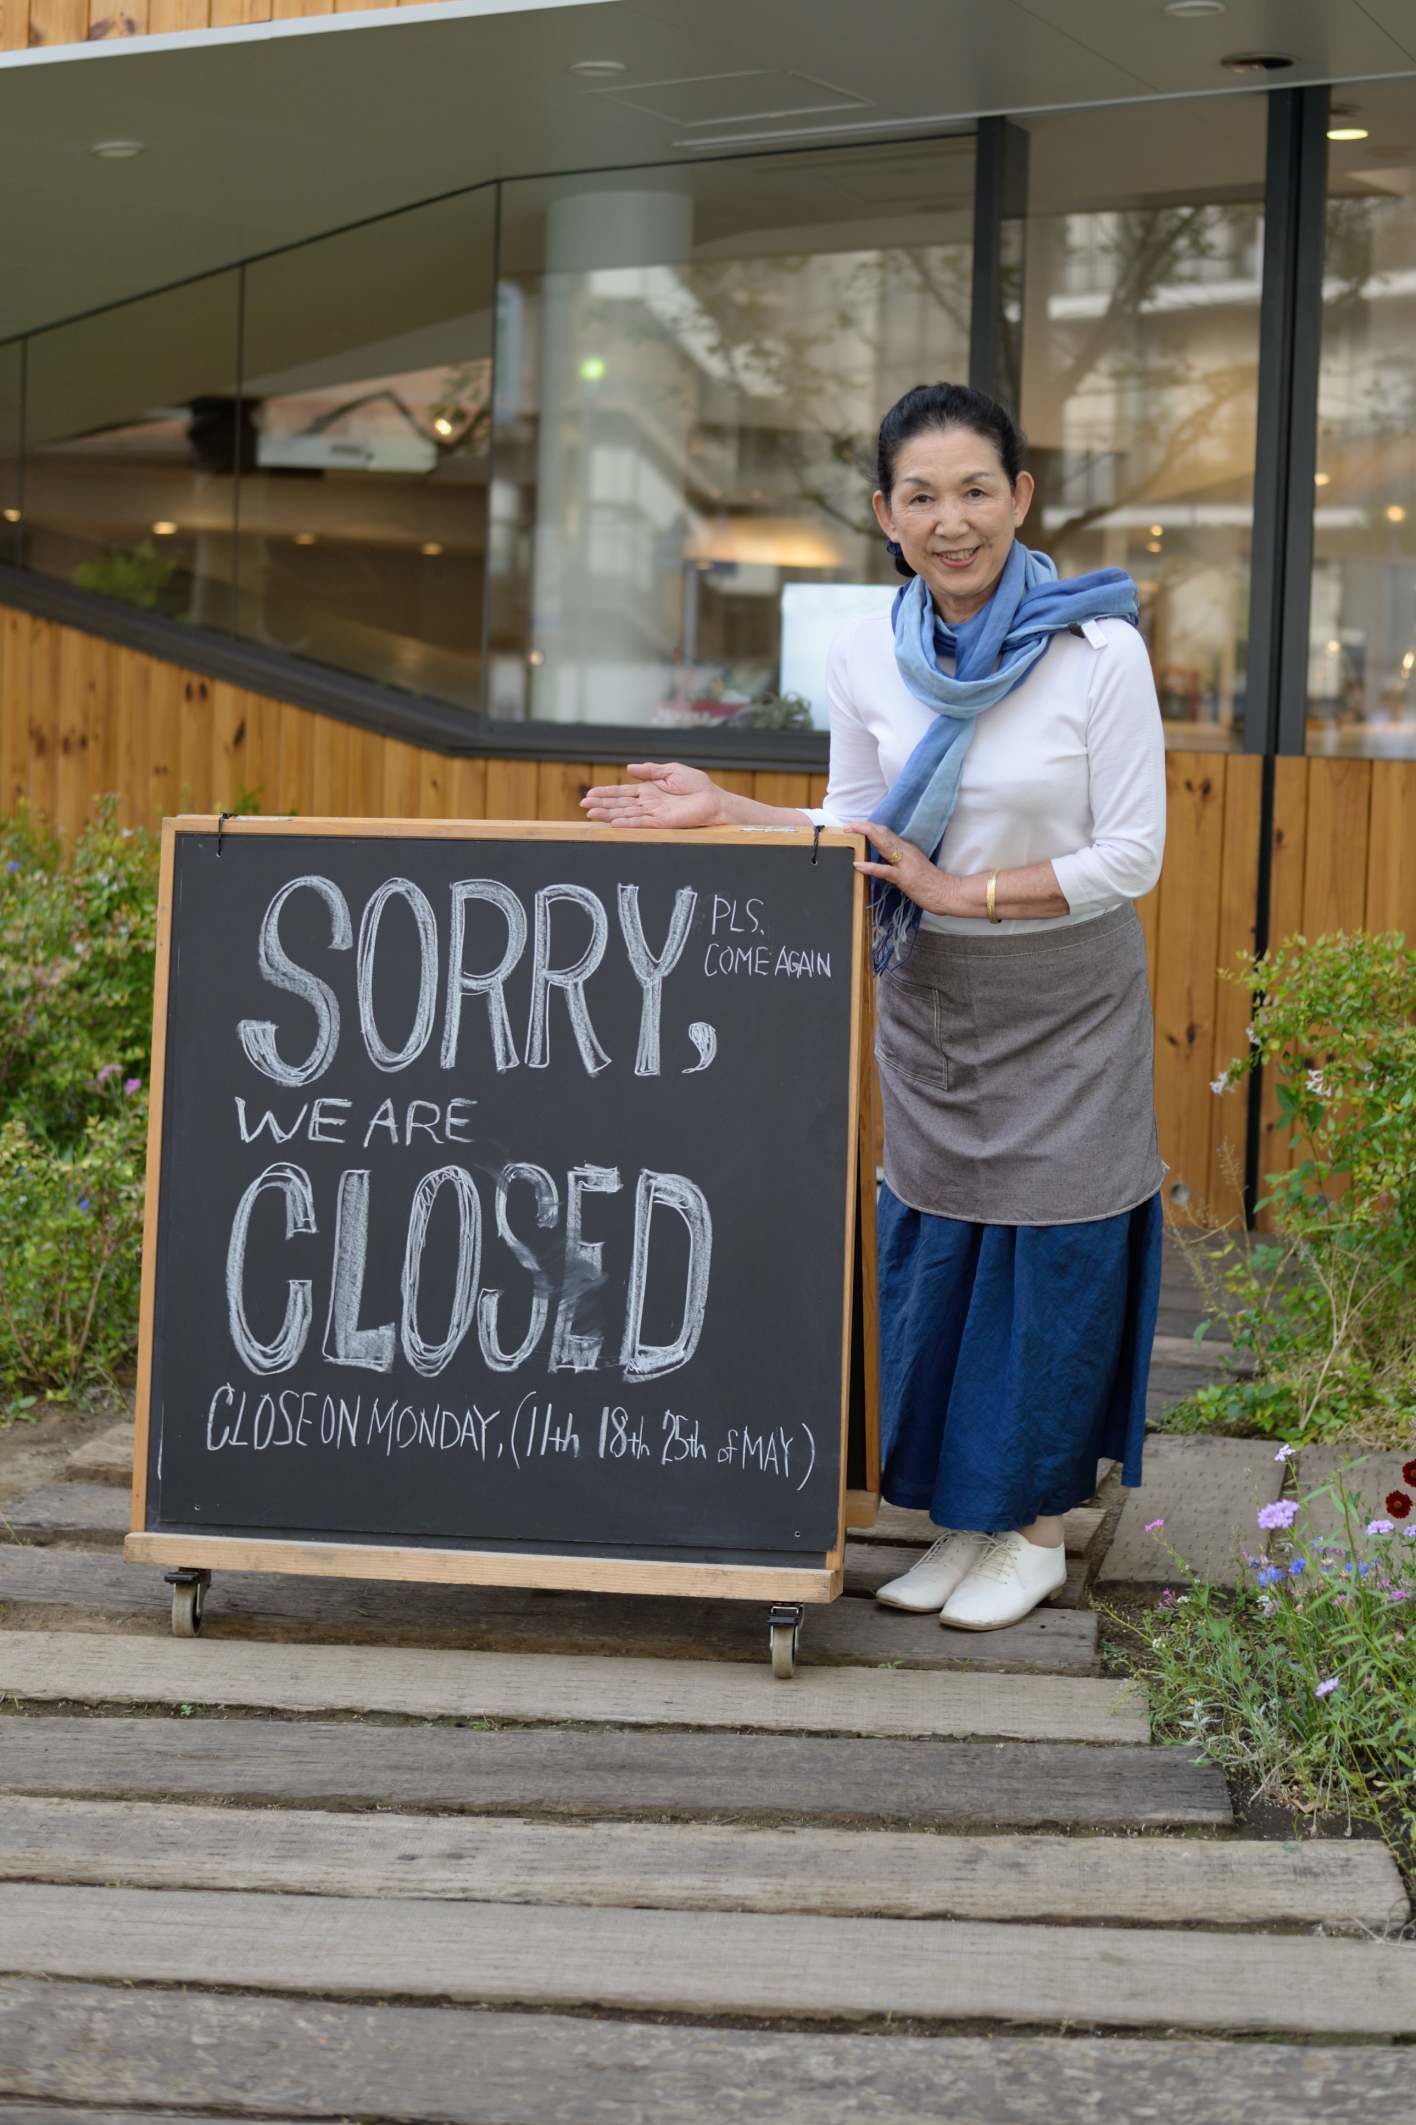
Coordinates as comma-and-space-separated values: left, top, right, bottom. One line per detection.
0, 1633, 1140, 1740
0, 1799, 1398, 1928
0, 1551, 1097, 1676
1096, 1437, 1287, 1586
0, 1720, 1222, 1827
3, 1884, 1412, 2033
0, 1982, 1408, 2125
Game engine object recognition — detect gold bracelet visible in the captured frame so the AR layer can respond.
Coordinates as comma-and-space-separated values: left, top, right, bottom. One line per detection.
986, 871, 1001, 924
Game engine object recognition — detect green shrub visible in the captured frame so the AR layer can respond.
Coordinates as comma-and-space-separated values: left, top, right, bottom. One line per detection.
0, 1085, 148, 1396
0, 799, 158, 1149
1124, 1459, 1416, 1871
0, 799, 158, 1399
1172, 930, 1416, 1446
72, 540, 177, 612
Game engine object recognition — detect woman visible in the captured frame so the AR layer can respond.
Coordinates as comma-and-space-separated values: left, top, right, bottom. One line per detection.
582, 381, 1165, 1631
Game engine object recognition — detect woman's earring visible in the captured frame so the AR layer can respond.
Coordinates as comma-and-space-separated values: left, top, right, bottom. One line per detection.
885, 537, 914, 581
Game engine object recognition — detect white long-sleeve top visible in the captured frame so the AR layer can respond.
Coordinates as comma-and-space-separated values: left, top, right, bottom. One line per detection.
806, 610, 1167, 934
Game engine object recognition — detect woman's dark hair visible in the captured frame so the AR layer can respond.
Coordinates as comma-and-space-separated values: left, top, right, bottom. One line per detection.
876, 383, 1027, 578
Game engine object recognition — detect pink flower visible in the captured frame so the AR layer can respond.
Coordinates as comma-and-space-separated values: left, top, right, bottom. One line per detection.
124, 1078, 141, 1095
96, 1063, 118, 1082
1274, 1444, 1295, 1463
1144, 1518, 1165, 1533
1315, 1677, 1339, 1698
1367, 1520, 1395, 1537
1257, 1499, 1300, 1531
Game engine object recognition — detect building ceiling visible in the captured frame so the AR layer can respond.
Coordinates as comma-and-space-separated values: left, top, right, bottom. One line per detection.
0, 0, 1413, 341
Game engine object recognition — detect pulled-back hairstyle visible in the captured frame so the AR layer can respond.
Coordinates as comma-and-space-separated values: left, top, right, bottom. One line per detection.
876, 383, 1027, 579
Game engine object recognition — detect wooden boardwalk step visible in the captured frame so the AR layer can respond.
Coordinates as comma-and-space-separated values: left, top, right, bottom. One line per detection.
0, 1720, 1227, 1828
0, 1632, 1141, 1740
4, 1884, 1413, 2034
0, 1547, 1097, 1673
0, 1981, 1408, 2125
854, 1504, 1105, 1552
0, 1798, 1400, 1928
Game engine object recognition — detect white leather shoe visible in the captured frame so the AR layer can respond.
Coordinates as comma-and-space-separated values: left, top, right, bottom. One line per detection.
939, 1531, 1068, 1630
874, 1531, 988, 1612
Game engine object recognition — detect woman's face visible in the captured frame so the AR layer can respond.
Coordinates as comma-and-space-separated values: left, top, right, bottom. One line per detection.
872, 425, 1035, 623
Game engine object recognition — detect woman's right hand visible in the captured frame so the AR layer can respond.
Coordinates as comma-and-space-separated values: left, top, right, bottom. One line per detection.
581, 761, 728, 829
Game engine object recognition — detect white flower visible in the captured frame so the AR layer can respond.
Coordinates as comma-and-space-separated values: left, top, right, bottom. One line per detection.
1210, 1076, 1231, 1096
1274, 1443, 1295, 1462
1247, 1024, 1259, 1047
1306, 1068, 1330, 1098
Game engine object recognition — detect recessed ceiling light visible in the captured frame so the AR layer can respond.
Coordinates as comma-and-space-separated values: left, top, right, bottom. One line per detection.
1387, 505, 1407, 523
1328, 127, 1370, 142
1149, 524, 1164, 538
1222, 52, 1294, 73
2, 508, 19, 522
293, 532, 317, 546
432, 416, 455, 437
579, 356, 607, 382
420, 541, 444, 556
151, 521, 177, 536
91, 140, 145, 159
570, 59, 626, 77
1315, 472, 1331, 486
1164, 2, 1224, 16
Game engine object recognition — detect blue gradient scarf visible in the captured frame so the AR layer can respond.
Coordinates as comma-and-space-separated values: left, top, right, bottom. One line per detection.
870, 543, 1139, 971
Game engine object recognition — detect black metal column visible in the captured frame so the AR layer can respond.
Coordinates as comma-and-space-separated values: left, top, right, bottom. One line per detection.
1241, 84, 1329, 1222
1245, 84, 1330, 758
969, 117, 1030, 410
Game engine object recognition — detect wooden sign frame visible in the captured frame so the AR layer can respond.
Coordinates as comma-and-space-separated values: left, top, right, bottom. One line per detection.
125, 815, 879, 1607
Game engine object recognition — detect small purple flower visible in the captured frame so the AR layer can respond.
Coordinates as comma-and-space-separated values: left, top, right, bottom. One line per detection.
1289, 1557, 1306, 1576
1256, 1567, 1282, 1588
1144, 1518, 1165, 1533
1274, 1443, 1295, 1463
96, 1064, 118, 1083
124, 1078, 141, 1095
1257, 1499, 1300, 1531
77, 1197, 90, 1212
1367, 1520, 1395, 1537
1315, 1677, 1339, 1698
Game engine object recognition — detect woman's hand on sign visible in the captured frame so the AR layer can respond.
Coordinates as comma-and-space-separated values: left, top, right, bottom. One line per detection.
582, 762, 728, 829
850, 823, 956, 914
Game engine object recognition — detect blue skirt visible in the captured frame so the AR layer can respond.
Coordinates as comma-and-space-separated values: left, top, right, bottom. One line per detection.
877, 1186, 1161, 1533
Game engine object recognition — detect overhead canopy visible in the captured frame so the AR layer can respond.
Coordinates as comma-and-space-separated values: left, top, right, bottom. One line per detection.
0, 0, 1413, 341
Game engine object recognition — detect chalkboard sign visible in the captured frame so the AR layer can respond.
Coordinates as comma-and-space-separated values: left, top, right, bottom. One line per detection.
128, 819, 875, 1607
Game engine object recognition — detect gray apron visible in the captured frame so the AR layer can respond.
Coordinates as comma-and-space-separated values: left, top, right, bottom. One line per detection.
874, 900, 1163, 1228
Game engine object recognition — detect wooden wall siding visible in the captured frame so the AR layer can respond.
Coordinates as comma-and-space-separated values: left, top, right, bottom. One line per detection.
2, 0, 460, 48
0, 609, 827, 836
3, 604, 1415, 1223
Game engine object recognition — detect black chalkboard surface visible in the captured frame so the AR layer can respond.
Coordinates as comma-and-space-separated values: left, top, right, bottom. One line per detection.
129, 819, 873, 1607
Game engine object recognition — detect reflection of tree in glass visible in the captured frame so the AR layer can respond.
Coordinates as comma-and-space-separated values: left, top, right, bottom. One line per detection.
578, 246, 971, 549
1321, 198, 1416, 443
1036, 205, 1260, 556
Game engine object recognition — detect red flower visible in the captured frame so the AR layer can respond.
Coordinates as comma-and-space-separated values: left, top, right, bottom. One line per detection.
1403, 1459, 1416, 1487
1385, 1490, 1413, 1520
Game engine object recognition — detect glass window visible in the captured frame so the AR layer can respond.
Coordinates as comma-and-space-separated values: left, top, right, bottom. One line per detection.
493, 139, 974, 730
1310, 82, 1416, 758
20, 275, 242, 625
0, 341, 20, 568
1016, 97, 1268, 750
236, 190, 497, 714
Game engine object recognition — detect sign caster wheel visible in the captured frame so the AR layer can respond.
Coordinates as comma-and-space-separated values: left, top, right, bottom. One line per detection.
768, 1602, 802, 1679
166, 1569, 210, 1638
